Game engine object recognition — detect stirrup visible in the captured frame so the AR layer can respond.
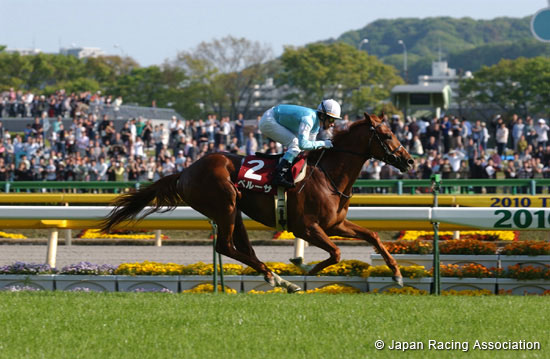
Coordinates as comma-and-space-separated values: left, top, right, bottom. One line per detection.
273, 175, 295, 188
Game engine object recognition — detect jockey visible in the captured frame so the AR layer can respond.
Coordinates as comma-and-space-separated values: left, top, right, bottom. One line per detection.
259, 99, 341, 188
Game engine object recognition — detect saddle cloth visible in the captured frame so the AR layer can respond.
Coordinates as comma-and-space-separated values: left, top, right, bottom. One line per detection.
237, 154, 307, 195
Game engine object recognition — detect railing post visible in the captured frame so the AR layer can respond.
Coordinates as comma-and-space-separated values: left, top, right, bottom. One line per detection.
155, 230, 162, 247
397, 181, 403, 195
530, 180, 536, 195
46, 228, 58, 269
210, 221, 224, 293
431, 174, 441, 296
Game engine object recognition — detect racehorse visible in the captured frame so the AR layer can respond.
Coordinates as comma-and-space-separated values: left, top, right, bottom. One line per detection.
101, 113, 414, 292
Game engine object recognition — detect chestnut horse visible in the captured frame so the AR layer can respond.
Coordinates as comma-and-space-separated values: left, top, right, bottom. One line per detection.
101, 113, 414, 292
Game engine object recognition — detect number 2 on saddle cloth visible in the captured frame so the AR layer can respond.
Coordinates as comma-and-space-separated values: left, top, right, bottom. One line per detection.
237, 154, 307, 194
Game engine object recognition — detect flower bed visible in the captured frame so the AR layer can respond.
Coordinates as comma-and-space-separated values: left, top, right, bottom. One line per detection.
505, 264, 550, 280
440, 239, 497, 255
398, 230, 518, 241
78, 229, 169, 240
365, 265, 430, 279
381, 240, 432, 254
182, 283, 238, 294
0, 231, 27, 239
501, 241, 550, 256
0, 260, 549, 295
0, 262, 55, 274
273, 230, 358, 241
438, 263, 500, 278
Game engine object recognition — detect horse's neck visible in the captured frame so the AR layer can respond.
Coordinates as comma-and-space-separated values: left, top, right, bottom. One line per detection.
317, 150, 365, 193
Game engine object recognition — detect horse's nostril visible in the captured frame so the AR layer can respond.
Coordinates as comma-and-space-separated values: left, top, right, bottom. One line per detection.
407, 159, 415, 165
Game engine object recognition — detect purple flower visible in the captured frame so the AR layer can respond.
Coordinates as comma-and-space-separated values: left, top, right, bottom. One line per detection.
132, 288, 174, 293
2, 285, 41, 292
60, 262, 116, 275
0, 262, 55, 274
68, 287, 92, 292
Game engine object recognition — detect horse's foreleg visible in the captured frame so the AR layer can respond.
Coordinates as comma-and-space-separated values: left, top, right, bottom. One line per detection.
329, 220, 403, 287
294, 223, 341, 275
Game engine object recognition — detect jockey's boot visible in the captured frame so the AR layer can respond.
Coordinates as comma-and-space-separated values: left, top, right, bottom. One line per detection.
273, 159, 295, 188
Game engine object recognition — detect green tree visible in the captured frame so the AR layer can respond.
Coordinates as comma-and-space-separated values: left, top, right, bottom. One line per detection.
277, 42, 403, 115
174, 36, 272, 119
459, 57, 550, 118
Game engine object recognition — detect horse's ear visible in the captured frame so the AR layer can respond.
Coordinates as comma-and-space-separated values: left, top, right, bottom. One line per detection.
364, 112, 373, 125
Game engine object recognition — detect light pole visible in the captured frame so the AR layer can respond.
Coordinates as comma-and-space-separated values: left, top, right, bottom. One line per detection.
397, 39, 408, 83
358, 38, 369, 50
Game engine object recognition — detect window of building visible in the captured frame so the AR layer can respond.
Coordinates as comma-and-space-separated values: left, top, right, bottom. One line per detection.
410, 93, 431, 105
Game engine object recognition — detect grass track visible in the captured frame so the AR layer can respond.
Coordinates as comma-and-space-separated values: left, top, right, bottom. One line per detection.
0, 292, 548, 359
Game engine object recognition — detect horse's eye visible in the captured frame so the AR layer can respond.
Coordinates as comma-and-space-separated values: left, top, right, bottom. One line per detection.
383, 133, 393, 140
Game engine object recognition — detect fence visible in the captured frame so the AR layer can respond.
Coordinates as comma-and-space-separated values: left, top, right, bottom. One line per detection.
2, 179, 550, 195
0, 205, 549, 268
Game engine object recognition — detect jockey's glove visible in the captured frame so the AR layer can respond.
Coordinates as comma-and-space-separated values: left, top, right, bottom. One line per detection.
324, 140, 333, 148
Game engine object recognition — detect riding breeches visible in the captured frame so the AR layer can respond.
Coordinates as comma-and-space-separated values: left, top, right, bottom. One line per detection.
259, 108, 300, 162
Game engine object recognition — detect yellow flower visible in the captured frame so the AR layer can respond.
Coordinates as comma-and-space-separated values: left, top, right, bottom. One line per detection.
372, 287, 429, 295
182, 284, 237, 294
0, 231, 27, 239
306, 284, 361, 294
248, 287, 287, 294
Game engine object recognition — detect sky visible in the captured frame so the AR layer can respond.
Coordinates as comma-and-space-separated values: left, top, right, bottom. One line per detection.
1, 0, 548, 67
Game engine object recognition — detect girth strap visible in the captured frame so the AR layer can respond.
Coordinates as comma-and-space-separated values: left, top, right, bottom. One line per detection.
274, 187, 288, 231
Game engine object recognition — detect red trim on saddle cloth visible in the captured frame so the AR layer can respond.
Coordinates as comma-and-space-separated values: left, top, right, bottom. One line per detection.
237, 154, 306, 194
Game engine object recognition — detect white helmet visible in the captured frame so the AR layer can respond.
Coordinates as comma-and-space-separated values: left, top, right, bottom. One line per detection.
317, 99, 341, 120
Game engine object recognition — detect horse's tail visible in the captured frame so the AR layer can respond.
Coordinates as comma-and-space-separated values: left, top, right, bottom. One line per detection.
100, 173, 183, 232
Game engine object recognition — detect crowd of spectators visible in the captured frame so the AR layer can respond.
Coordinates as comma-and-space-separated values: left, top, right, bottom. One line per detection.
0, 88, 122, 119
357, 113, 550, 185
1, 88, 549, 189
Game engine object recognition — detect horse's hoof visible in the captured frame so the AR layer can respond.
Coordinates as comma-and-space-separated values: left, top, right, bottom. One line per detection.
289, 257, 304, 266
393, 276, 404, 287
286, 284, 303, 293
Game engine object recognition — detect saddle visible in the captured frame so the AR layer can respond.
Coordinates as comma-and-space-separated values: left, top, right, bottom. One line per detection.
237, 153, 307, 232
236, 153, 307, 195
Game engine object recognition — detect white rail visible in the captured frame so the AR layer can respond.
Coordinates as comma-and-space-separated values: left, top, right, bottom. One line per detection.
0, 206, 548, 268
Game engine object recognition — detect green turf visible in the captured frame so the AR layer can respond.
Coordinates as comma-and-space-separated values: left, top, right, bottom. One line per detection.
0, 292, 547, 359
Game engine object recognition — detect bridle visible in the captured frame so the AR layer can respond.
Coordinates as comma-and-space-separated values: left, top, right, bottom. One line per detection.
368, 122, 404, 166
307, 120, 404, 199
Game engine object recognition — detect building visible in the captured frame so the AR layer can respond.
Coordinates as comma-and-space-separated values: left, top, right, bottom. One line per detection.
5, 48, 42, 56
417, 61, 473, 95
391, 83, 452, 119
391, 61, 472, 118
59, 47, 105, 59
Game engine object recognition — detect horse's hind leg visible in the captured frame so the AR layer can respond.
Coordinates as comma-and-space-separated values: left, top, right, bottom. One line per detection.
232, 210, 258, 259
230, 210, 302, 293
329, 220, 403, 287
